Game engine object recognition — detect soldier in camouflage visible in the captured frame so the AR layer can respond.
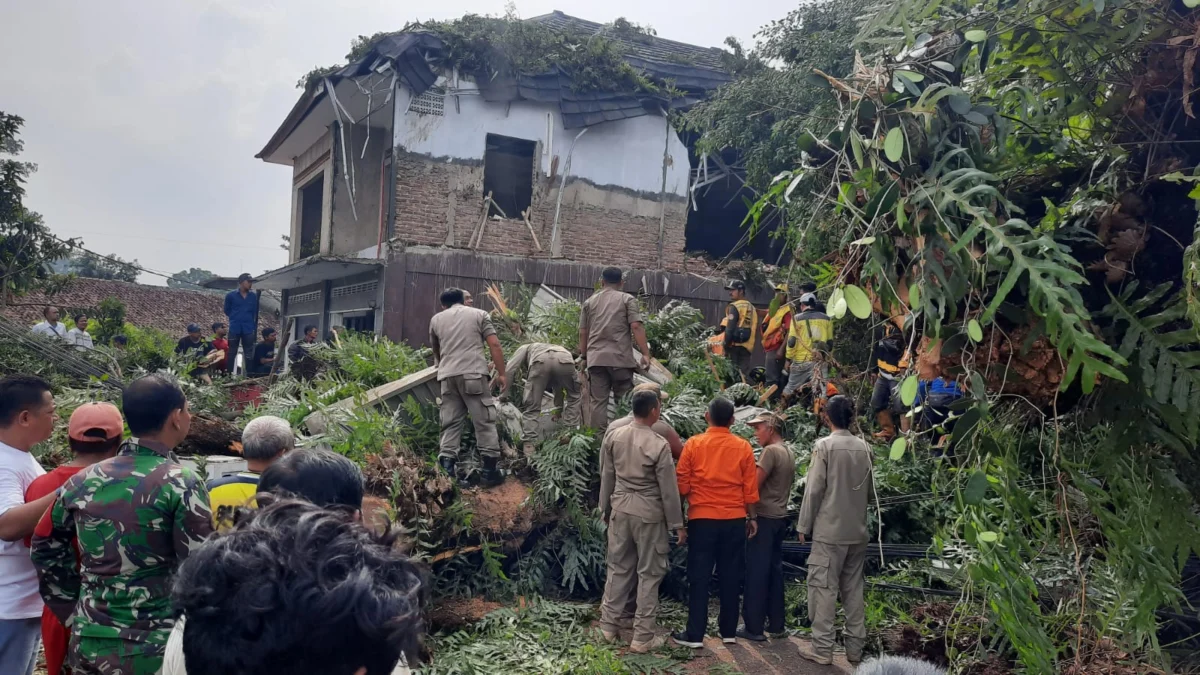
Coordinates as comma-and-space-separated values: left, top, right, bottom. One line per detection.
31, 375, 212, 675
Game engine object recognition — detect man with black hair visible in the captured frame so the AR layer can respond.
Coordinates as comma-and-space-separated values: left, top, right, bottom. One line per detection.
673, 397, 759, 649
27, 402, 123, 675
33, 374, 213, 675
429, 287, 507, 485
580, 267, 652, 430
248, 327, 278, 376
210, 322, 229, 375
739, 411, 795, 642
176, 324, 215, 383
0, 375, 56, 675
67, 313, 94, 351
797, 394, 874, 666
258, 448, 364, 512
598, 389, 684, 653
31, 306, 68, 341
606, 382, 684, 459
224, 273, 259, 374
167, 498, 427, 675
724, 280, 757, 377
287, 324, 320, 378
112, 335, 128, 350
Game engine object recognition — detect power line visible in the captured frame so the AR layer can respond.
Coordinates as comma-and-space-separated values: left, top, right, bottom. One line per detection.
64, 230, 285, 253
52, 234, 232, 290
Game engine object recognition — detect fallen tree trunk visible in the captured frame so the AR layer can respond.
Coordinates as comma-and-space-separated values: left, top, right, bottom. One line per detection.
179, 412, 243, 456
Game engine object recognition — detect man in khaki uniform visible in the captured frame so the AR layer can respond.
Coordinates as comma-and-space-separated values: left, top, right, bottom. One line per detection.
429, 288, 508, 486
797, 395, 874, 665
580, 267, 652, 430
740, 410, 796, 642
606, 382, 684, 459
508, 342, 581, 453
598, 389, 685, 653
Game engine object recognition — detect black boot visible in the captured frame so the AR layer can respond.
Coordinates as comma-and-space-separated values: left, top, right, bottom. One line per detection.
438, 456, 456, 478
480, 456, 503, 487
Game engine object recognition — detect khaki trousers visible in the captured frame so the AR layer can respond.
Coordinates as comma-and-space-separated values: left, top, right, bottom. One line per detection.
807, 540, 867, 660
438, 374, 500, 460
521, 357, 582, 443
587, 366, 634, 431
599, 512, 670, 643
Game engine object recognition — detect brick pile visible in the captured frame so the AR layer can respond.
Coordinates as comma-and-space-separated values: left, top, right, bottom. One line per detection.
393, 153, 688, 271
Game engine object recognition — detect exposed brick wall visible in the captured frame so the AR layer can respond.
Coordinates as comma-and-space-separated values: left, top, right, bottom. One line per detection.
393, 152, 688, 271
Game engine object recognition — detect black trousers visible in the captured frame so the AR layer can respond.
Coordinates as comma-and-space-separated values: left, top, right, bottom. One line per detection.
742, 516, 788, 635
686, 518, 746, 640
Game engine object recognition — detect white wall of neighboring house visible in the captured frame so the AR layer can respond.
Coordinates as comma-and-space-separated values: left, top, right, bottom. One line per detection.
391, 75, 690, 198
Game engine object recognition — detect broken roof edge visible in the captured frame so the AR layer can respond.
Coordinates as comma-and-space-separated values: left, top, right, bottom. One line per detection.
255, 255, 384, 291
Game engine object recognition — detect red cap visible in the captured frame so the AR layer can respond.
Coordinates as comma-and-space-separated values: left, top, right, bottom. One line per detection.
68, 402, 124, 442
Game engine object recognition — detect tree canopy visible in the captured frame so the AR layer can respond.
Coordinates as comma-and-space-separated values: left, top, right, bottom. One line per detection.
167, 267, 216, 289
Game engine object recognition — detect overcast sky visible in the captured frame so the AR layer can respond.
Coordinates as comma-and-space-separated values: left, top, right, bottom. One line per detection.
0, 1, 781, 285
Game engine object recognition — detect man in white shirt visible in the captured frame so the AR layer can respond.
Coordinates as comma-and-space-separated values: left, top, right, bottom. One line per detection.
31, 306, 67, 342
66, 313, 94, 351
0, 375, 56, 675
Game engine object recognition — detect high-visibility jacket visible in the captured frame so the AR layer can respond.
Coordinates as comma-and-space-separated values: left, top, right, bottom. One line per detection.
725, 299, 757, 350
786, 310, 833, 362
761, 305, 792, 352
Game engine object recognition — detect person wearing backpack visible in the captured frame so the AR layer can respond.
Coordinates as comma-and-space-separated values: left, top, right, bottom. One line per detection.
760, 283, 793, 399
723, 281, 757, 378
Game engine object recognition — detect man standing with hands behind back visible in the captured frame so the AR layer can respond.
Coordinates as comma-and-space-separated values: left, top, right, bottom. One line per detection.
673, 397, 759, 649
597, 389, 684, 653
580, 267, 651, 431
797, 395, 874, 666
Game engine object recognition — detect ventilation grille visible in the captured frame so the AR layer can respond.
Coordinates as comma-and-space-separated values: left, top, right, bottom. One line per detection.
408, 87, 445, 117
332, 281, 378, 298
290, 290, 320, 304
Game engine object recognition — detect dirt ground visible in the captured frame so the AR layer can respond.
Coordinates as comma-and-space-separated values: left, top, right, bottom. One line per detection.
459, 477, 540, 534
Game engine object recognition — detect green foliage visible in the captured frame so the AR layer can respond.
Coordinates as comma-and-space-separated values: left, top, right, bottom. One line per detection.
166, 267, 216, 289
0, 112, 73, 302
1100, 282, 1200, 414
526, 299, 582, 353
299, 10, 681, 97
425, 599, 686, 674
643, 300, 707, 363
92, 297, 126, 345
311, 332, 431, 389
55, 250, 140, 283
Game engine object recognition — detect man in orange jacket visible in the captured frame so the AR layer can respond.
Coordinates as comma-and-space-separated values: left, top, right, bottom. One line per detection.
672, 397, 760, 649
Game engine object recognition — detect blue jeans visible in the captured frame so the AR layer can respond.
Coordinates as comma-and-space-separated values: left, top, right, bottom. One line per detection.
0, 617, 40, 675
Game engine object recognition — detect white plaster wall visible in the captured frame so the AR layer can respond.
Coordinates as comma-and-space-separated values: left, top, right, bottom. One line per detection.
392, 78, 689, 197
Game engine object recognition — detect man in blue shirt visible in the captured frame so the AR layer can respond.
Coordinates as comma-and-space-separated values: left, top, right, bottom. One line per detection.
223, 273, 259, 375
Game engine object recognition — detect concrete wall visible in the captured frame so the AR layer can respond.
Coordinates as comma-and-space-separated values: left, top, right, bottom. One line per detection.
330, 123, 389, 257
392, 77, 689, 198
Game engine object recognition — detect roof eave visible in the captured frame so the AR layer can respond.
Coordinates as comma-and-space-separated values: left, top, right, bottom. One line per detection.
256, 86, 324, 164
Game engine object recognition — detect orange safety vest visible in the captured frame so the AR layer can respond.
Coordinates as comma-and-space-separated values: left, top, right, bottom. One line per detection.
761, 305, 792, 351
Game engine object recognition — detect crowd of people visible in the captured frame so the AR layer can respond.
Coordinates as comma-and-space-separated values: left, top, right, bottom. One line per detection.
425, 266, 911, 665
25, 273, 333, 385
0, 265, 962, 673
0, 373, 427, 675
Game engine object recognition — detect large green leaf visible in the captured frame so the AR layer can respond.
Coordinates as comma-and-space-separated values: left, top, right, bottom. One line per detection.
884, 127, 904, 162
964, 470, 989, 505
900, 375, 918, 406
890, 437, 907, 460
1101, 283, 1200, 412
844, 284, 872, 319
964, 29, 988, 42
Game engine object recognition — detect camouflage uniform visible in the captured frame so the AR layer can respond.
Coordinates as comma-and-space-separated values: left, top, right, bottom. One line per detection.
31, 438, 213, 675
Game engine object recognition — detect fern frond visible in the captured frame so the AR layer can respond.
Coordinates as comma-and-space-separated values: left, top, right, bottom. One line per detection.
1101, 282, 1200, 414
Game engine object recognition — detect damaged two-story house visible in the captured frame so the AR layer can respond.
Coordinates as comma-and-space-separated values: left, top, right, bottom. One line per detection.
253, 12, 763, 346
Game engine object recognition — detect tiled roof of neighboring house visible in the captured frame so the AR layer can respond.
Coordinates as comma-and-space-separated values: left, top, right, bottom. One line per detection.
0, 278, 278, 337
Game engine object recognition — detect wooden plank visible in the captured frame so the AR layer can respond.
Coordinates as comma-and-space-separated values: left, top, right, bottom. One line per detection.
304, 365, 439, 434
